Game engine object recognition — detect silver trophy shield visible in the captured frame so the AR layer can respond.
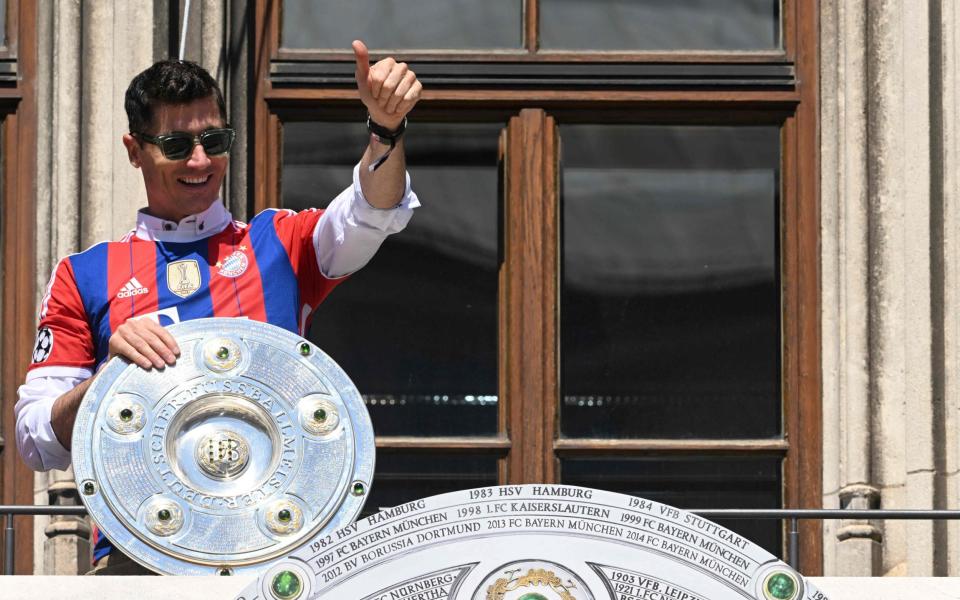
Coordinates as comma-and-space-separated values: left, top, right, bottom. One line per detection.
72, 317, 375, 576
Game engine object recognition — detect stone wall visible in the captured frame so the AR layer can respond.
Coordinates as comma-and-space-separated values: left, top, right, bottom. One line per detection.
821, 0, 960, 576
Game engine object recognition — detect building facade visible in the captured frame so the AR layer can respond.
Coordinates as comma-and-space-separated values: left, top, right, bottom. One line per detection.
0, 0, 954, 578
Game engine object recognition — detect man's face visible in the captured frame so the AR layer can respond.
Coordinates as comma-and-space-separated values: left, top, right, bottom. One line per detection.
122, 95, 227, 223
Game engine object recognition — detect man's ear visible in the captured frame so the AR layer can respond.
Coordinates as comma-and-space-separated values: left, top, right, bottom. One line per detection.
122, 133, 141, 168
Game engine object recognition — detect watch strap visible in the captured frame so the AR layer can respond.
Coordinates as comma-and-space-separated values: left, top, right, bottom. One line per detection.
366, 116, 407, 172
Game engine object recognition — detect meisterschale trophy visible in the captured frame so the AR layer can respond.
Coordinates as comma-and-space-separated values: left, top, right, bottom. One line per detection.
72, 317, 374, 576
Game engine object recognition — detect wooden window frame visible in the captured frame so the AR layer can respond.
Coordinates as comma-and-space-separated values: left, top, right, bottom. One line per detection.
252, 0, 821, 574
0, 0, 38, 575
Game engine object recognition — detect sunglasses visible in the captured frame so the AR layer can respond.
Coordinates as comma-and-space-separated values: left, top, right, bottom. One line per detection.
134, 127, 236, 161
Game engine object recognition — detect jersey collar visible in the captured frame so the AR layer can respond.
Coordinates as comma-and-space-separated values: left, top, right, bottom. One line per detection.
134, 200, 232, 242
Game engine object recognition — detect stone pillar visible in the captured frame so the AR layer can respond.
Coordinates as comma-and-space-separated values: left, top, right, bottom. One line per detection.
42, 475, 90, 575
821, 0, 950, 576
35, 0, 81, 290
934, 0, 960, 577
34, 0, 167, 575
226, 0, 250, 221
80, 2, 158, 245
820, 0, 879, 576
181, 0, 249, 219
869, 0, 935, 578
200, 0, 226, 80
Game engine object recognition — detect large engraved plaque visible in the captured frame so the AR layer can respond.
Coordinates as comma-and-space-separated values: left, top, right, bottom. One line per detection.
238, 485, 828, 600
72, 318, 374, 576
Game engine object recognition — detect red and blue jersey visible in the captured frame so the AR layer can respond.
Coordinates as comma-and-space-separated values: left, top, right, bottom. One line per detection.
31, 206, 344, 563
29, 207, 343, 376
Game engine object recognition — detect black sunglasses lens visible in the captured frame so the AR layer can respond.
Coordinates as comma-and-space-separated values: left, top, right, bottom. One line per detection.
161, 136, 194, 160
201, 131, 233, 156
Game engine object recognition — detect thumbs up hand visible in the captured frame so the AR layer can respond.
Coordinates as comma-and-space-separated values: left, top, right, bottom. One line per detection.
353, 40, 422, 131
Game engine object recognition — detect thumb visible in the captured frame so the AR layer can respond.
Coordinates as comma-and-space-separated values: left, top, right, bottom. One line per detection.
352, 39, 370, 84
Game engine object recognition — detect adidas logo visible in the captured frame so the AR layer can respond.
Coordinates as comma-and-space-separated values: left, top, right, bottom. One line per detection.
117, 277, 149, 299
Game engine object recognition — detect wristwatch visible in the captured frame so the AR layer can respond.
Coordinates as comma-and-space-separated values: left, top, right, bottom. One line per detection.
367, 115, 406, 144
366, 116, 407, 171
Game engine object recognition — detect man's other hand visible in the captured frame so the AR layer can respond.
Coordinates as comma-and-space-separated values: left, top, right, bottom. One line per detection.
108, 317, 180, 369
353, 40, 422, 131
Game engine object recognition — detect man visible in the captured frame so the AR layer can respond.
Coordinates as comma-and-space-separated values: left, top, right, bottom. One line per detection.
15, 41, 421, 573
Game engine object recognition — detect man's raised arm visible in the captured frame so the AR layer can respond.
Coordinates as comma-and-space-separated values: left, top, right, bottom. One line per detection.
352, 40, 422, 208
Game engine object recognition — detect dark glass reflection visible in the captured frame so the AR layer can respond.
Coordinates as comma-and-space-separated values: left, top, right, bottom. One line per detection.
362, 453, 498, 517
282, 0, 522, 49
562, 456, 782, 555
283, 122, 501, 437
561, 125, 780, 439
541, 0, 779, 51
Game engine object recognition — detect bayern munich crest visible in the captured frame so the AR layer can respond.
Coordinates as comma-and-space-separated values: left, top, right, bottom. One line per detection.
72, 317, 375, 576
218, 249, 249, 278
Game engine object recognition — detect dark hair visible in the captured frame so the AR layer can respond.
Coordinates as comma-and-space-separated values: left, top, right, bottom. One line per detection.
125, 59, 226, 133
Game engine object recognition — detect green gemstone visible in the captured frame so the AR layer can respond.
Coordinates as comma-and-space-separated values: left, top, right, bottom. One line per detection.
766, 572, 797, 599
119, 408, 134, 421
299, 342, 311, 356
217, 346, 230, 359
313, 408, 327, 422
518, 595, 548, 600
271, 570, 302, 600
352, 482, 365, 496
157, 509, 171, 521
218, 568, 232, 576
83, 481, 95, 495
278, 509, 292, 522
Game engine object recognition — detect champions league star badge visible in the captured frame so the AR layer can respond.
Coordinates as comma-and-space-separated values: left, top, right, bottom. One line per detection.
32, 327, 53, 363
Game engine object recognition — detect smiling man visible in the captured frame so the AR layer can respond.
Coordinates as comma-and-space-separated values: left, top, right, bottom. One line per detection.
15, 42, 421, 573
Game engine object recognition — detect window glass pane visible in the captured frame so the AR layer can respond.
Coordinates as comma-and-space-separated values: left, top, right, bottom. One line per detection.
283, 122, 501, 437
562, 456, 782, 555
363, 453, 498, 517
560, 125, 780, 439
541, 0, 779, 51
282, 0, 523, 50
